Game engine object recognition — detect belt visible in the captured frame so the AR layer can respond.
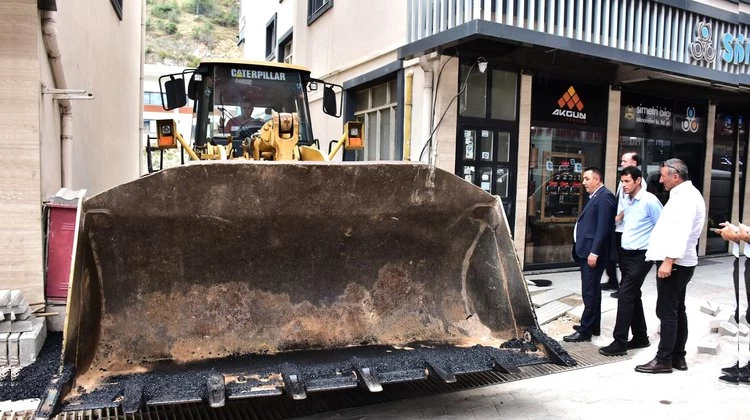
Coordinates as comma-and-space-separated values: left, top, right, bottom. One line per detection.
622, 249, 647, 254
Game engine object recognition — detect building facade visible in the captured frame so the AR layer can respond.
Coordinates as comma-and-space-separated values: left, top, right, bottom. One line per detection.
244, 0, 749, 269
1, 0, 143, 303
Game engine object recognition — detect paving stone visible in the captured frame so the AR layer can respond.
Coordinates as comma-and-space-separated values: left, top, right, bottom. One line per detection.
531, 289, 574, 307
739, 323, 749, 337
535, 301, 574, 325
719, 322, 739, 337
9, 290, 22, 307
0, 290, 10, 307
0, 332, 8, 365
697, 340, 720, 355
19, 318, 46, 366
7, 332, 20, 366
566, 304, 585, 320
700, 300, 719, 315
708, 319, 723, 332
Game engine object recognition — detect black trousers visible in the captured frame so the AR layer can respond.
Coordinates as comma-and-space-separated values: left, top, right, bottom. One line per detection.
655, 263, 695, 363
612, 250, 652, 345
578, 258, 605, 335
604, 232, 623, 286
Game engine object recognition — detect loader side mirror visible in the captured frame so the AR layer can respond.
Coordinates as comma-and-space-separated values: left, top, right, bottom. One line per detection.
160, 74, 187, 111
322, 84, 341, 118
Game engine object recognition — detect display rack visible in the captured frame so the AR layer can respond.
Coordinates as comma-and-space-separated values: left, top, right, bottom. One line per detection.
540, 151, 585, 222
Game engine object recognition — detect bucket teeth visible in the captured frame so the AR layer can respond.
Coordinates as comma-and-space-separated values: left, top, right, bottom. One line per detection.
282, 372, 307, 400
206, 373, 226, 408
354, 365, 383, 392
122, 380, 145, 414
492, 361, 521, 375
425, 359, 457, 383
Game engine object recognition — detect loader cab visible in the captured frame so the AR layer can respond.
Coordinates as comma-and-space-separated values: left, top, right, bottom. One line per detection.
160, 60, 341, 158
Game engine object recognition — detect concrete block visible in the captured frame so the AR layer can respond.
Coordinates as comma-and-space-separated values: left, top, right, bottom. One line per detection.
536, 301, 574, 325
709, 319, 723, 332
11, 297, 28, 313
697, 340, 720, 355
0, 332, 8, 365
8, 332, 20, 366
14, 306, 32, 320
566, 304, 585, 320
19, 318, 46, 366
739, 323, 749, 337
10, 319, 32, 333
0, 290, 10, 306
719, 322, 739, 336
9, 290, 22, 306
0, 321, 9, 333
531, 289, 574, 307
716, 308, 738, 325
700, 300, 719, 316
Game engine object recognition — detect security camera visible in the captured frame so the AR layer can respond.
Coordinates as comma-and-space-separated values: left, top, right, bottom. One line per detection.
477, 57, 488, 74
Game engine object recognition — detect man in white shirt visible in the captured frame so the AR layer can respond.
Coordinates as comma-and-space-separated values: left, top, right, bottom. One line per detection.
636, 159, 705, 374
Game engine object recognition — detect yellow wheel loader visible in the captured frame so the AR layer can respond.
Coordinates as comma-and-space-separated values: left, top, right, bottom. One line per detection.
35, 60, 574, 419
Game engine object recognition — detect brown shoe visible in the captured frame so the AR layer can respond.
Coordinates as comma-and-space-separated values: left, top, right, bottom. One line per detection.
635, 357, 673, 374
672, 357, 688, 371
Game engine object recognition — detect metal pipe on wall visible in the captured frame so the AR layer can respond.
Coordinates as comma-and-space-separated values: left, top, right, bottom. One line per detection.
41, 10, 72, 188
403, 70, 413, 160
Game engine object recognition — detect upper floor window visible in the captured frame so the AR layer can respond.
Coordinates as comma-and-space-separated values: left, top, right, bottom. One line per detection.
307, 0, 333, 25
280, 37, 293, 64
144, 92, 161, 106
353, 79, 398, 161
266, 14, 277, 60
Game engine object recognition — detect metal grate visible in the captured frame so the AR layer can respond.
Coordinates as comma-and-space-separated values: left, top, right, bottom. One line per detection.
7, 342, 627, 420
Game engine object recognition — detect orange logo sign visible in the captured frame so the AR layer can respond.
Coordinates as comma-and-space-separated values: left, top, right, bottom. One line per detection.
557, 86, 584, 111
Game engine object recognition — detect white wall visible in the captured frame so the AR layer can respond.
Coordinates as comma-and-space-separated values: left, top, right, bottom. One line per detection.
241, 0, 295, 61
46, 0, 142, 196
0, 0, 143, 302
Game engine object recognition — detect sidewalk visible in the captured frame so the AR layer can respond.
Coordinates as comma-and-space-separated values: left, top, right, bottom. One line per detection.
302, 255, 747, 420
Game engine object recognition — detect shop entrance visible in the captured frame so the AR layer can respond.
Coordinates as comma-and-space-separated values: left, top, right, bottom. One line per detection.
524, 78, 609, 269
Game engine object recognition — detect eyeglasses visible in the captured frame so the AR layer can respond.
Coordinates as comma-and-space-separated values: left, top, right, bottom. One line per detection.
660, 162, 681, 176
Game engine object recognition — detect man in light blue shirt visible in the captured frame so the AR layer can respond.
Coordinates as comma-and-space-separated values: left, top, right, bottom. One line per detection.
599, 165, 663, 356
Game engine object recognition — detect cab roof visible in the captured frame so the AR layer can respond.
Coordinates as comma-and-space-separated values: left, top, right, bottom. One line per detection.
198, 59, 311, 74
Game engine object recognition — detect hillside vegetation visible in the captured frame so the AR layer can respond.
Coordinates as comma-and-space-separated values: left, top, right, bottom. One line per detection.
146, 0, 243, 66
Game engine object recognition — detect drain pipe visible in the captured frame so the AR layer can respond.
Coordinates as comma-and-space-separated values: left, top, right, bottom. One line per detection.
41, 11, 73, 188
139, 0, 147, 176
419, 55, 434, 164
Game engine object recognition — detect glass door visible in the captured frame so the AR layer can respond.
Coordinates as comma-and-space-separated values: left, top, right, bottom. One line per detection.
460, 127, 516, 223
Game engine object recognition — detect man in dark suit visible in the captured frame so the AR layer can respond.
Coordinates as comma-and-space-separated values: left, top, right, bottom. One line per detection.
565, 167, 617, 342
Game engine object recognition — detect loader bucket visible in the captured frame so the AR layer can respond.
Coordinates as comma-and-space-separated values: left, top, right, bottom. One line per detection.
37, 162, 573, 417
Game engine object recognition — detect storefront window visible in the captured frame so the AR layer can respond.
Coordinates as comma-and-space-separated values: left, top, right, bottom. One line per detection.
706, 109, 741, 254
524, 78, 608, 268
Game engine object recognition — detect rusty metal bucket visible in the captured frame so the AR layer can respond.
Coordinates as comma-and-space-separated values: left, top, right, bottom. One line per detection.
36, 161, 572, 418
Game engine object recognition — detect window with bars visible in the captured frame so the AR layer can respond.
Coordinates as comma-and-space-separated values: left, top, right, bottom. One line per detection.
307, 0, 332, 25
353, 80, 398, 161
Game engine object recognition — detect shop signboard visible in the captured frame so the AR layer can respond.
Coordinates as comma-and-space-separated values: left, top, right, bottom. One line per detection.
531, 78, 608, 127
673, 101, 706, 138
620, 93, 673, 138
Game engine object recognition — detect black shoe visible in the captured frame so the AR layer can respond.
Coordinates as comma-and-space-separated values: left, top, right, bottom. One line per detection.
599, 341, 627, 356
721, 362, 739, 376
601, 283, 619, 291
563, 332, 592, 342
672, 357, 688, 371
573, 324, 600, 336
610, 291, 620, 298
635, 358, 673, 374
626, 337, 651, 349
719, 374, 740, 384
721, 361, 750, 376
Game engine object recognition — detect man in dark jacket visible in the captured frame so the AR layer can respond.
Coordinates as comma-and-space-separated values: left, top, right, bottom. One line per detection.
565, 167, 617, 342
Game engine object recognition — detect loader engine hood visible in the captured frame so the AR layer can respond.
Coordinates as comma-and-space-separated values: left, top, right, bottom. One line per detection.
37, 162, 573, 417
